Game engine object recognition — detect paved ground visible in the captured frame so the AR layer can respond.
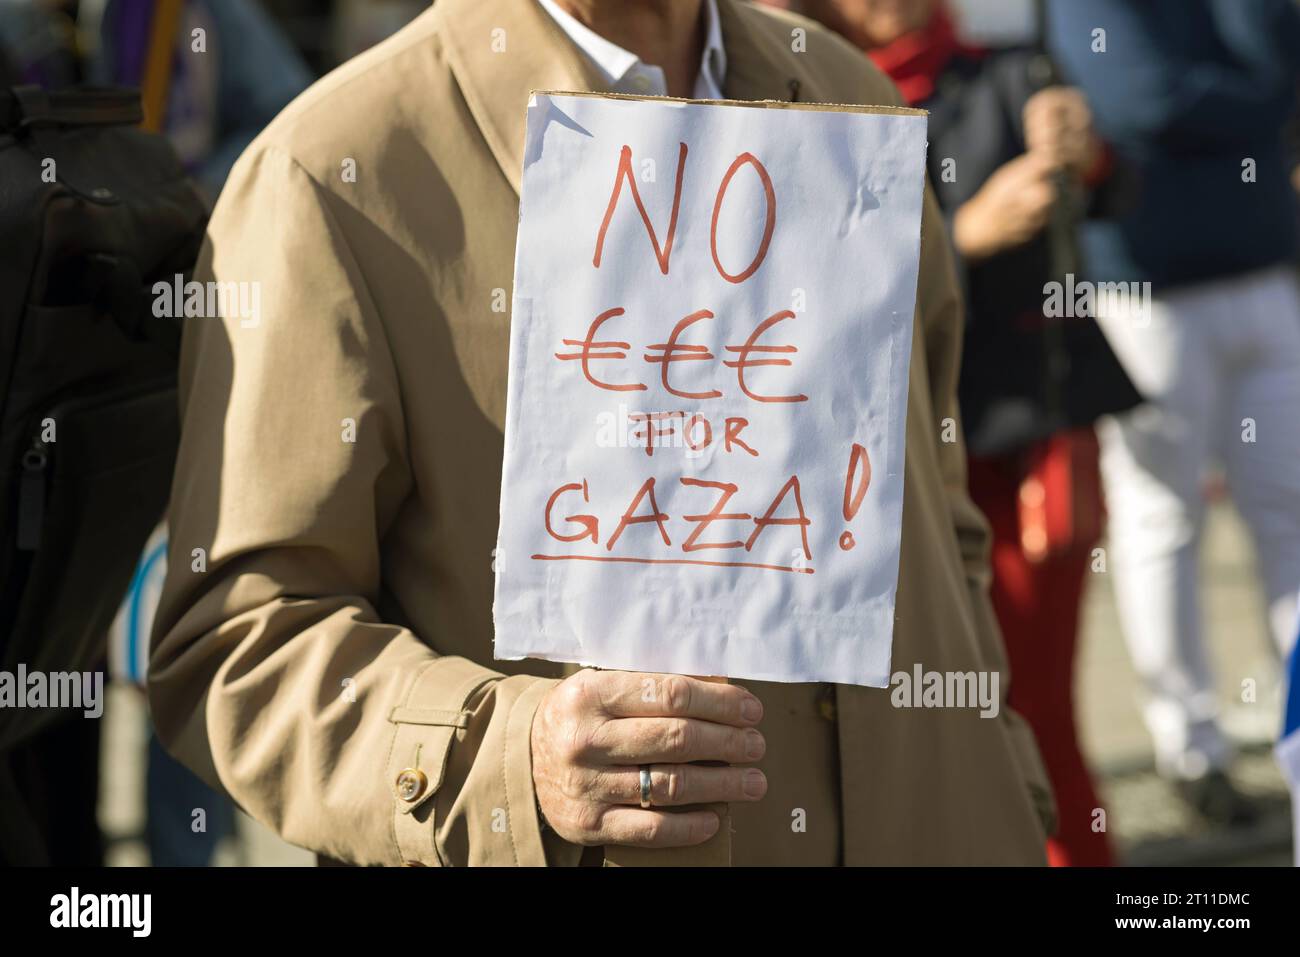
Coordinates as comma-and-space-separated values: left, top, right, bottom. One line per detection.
1077, 504, 1293, 866
97, 501, 1294, 866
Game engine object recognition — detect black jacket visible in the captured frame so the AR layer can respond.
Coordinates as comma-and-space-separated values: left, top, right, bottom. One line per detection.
923, 49, 1141, 458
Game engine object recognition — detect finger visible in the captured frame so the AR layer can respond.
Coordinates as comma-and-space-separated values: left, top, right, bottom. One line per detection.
1023, 92, 1067, 127
1020, 149, 1062, 177
1024, 135, 1062, 160
1028, 100, 1068, 123
1029, 178, 1060, 205
597, 764, 768, 807
1059, 93, 1091, 122
593, 671, 763, 726
599, 807, 721, 848
1024, 124, 1054, 149
1038, 121, 1071, 141
590, 716, 765, 764
1023, 90, 1055, 118
1023, 148, 1057, 175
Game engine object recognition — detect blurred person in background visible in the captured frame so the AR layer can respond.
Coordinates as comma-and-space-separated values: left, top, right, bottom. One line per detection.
91, 0, 310, 866
259, 0, 335, 75
329, 0, 425, 65
0, 0, 81, 86
0, 0, 312, 201
1052, 0, 1300, 825
776, 0, 1142, 865
87, 0, 313, 202
1, 0, 310, 865
258, 1, 430, 77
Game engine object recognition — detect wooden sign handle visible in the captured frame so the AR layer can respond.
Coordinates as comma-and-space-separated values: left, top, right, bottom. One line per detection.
604, 676, 731, 868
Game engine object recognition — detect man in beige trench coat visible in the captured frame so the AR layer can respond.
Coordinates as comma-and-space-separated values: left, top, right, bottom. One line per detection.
149, 0, 1055, 866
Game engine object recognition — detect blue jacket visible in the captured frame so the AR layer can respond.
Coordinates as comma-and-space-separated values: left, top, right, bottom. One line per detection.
1051, 0, 1300, 289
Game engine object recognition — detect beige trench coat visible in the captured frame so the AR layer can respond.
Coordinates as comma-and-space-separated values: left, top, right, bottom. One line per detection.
149, 0, 1054, 866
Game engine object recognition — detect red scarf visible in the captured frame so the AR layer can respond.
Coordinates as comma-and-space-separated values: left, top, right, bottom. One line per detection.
865, 6, 981, 106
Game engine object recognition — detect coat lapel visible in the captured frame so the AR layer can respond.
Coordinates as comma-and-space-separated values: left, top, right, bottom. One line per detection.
435, 0, 607, 196
716, 0, 807, 103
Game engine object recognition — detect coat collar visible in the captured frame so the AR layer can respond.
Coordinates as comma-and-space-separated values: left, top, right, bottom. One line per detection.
435, 0, 805, 196
536, 0, 727, 98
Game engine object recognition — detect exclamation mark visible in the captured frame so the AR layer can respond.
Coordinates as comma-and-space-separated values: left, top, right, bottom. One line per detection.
839, 442, 871, 551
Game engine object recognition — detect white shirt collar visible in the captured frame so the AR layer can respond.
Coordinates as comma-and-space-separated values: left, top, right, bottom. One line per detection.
538, 0, 727, 100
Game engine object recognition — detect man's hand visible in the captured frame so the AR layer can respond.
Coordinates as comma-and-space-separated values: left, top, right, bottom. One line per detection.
530, 669, 767, 847
952, 151, 1059, 261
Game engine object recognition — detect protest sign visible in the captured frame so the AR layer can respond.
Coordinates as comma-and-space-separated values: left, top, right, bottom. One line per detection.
494, 92, 928, 688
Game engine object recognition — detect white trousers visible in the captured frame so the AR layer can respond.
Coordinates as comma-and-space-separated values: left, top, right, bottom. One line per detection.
1096, 265, 1300, 780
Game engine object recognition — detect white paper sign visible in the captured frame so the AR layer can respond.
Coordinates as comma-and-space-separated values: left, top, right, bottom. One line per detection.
494, 92, 928, 687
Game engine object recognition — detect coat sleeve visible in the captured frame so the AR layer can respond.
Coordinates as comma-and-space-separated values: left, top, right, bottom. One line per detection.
914, 180, 1058, 837
148, 145, 574, 867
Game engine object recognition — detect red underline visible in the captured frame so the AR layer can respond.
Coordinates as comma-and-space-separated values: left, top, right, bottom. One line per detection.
530, 554, 815, 574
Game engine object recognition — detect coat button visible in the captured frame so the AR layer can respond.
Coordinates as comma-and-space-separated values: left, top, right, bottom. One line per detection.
817, 684, 837, 722
395, 768, 428, 803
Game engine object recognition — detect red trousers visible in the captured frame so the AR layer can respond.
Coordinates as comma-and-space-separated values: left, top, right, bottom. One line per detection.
967, 451, 1114, 867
